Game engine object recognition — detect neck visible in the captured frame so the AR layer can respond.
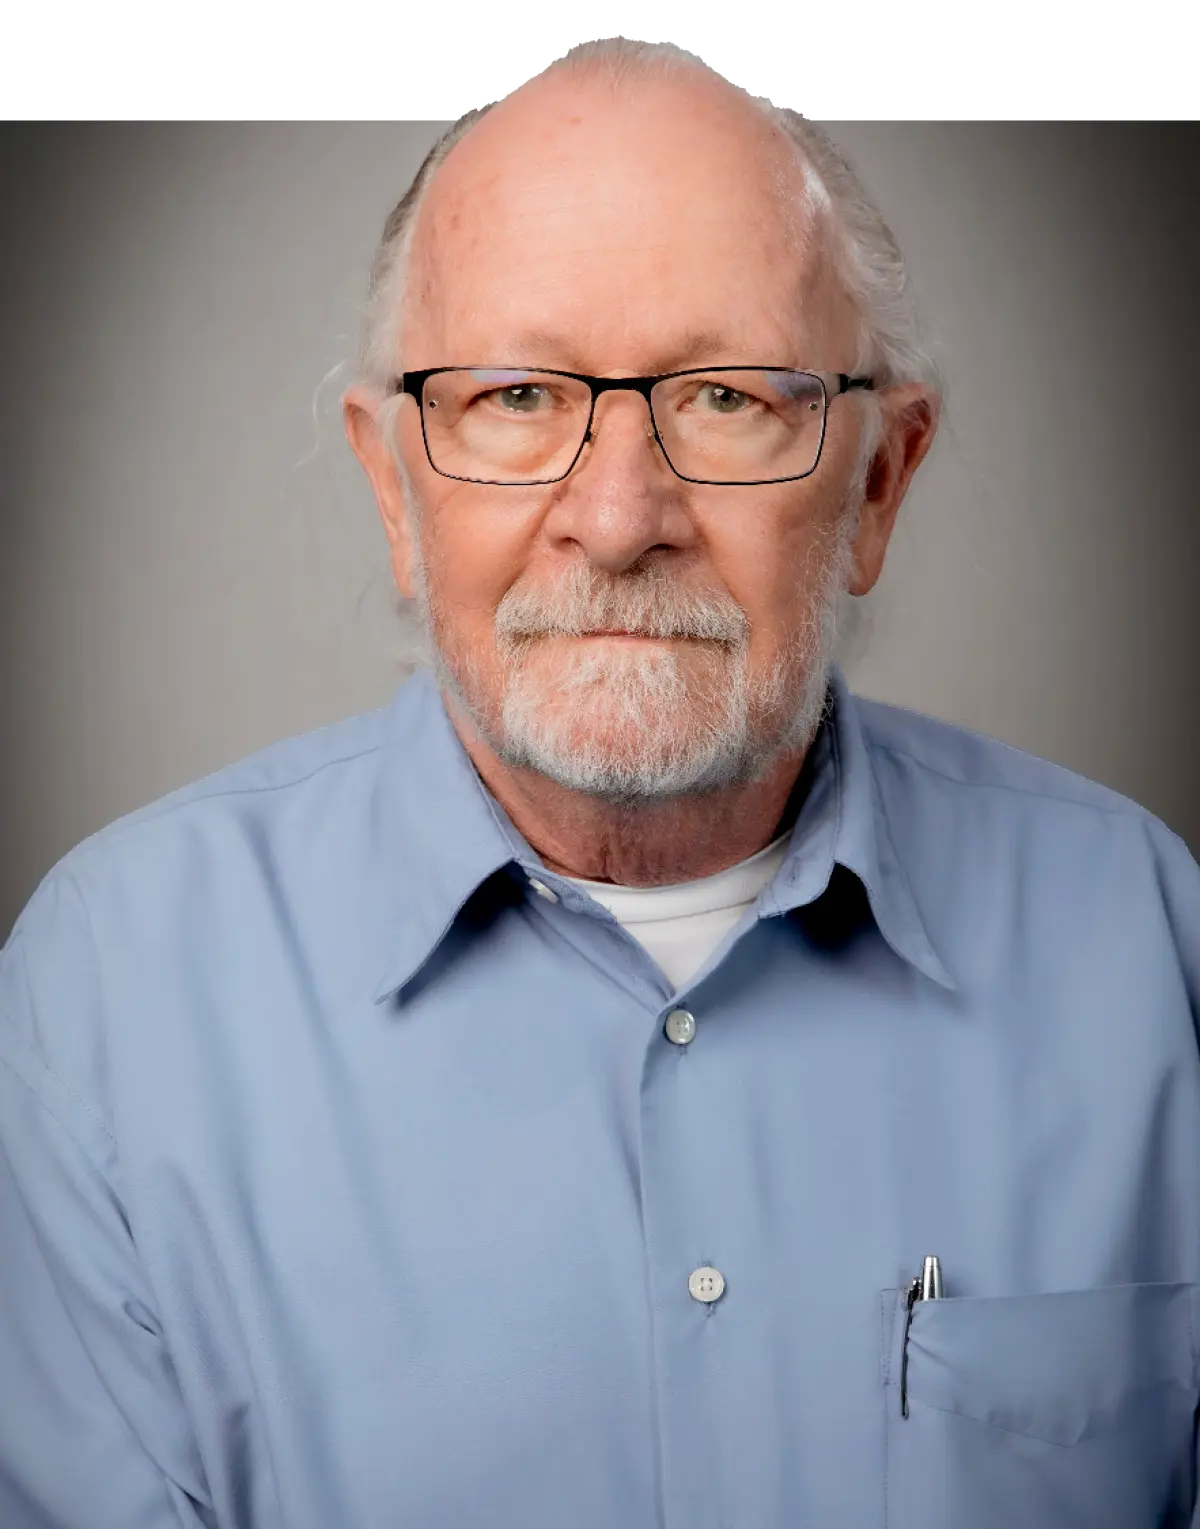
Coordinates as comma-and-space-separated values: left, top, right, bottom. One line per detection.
443, 690, 813, 887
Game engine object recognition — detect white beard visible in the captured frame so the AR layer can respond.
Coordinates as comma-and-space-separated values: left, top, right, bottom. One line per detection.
410, 519, 857, 805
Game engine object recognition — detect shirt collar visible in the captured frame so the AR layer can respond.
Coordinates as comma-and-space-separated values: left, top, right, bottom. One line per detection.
370, 669, 524, 1004
761, 667, 956, 990
370, 664, 955, 1003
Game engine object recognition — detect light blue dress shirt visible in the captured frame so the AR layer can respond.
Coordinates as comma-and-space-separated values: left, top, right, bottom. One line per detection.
2, 666, 1199, 1529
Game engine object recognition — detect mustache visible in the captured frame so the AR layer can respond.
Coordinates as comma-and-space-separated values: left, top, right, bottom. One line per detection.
494, 562, 750, 644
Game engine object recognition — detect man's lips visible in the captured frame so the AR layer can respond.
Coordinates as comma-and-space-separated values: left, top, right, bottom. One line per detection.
511, 628, 724, 642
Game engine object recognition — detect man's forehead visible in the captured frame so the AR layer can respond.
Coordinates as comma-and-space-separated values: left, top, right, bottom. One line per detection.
404, 251, 846, 377
405, 266, 846, 375
403, 70, 842, 363
422, 70, 811, 242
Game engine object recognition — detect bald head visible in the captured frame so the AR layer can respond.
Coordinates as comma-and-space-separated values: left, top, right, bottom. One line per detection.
358, 41, 933, 407
398, 58, 853, 384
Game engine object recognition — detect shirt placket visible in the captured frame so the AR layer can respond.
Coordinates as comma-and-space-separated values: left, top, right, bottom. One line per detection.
640, 995, 734, 1529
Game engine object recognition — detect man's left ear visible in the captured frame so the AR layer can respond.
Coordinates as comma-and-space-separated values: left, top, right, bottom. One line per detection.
847, 383, 940, 597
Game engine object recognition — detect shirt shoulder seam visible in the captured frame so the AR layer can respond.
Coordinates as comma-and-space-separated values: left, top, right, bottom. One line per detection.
63, 739, 386, 875
866, 737, 1148, 821
3, 886, 120, 1151
0, 1036, 119, 1156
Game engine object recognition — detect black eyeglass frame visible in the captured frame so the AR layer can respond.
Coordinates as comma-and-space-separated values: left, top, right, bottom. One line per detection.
386, 366, 875, 487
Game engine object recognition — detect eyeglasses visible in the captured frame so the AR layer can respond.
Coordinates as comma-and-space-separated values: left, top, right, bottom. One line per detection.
386, 366, 874, 486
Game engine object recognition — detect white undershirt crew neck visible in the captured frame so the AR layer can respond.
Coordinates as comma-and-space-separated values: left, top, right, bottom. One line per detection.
564, 832, 791, 991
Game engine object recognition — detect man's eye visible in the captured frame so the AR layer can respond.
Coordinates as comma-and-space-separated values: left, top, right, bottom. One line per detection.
696, 382, 753, 413
490, 384, 550, 412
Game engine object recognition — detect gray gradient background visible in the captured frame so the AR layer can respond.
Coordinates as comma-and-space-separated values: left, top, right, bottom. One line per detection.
2, 123, 1197, 939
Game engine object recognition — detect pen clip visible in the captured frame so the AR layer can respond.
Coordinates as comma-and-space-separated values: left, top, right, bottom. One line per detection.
899, 1276, 921, 1418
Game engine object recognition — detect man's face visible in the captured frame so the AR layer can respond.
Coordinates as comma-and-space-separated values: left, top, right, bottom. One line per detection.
369, 71, 893, 802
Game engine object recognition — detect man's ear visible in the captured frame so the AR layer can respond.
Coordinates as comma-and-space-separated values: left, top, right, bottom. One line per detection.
343, 386, 417, 598
847, 384, 940, 597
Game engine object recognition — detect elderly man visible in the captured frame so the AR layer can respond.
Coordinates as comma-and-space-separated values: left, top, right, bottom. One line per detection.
2, 38, 1198, 1529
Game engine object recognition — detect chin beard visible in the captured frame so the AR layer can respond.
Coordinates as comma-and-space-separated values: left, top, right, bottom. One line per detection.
425, 598, 840, 806
407, 502, 853, 805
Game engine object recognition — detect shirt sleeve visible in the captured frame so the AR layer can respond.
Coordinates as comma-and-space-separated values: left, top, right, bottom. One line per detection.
0, 871, 217, 1529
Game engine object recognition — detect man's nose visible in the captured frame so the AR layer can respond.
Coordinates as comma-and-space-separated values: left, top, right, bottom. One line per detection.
540, 392, 694, 574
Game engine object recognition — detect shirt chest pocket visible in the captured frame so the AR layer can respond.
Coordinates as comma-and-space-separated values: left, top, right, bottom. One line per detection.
880, 1281, 1200, 1529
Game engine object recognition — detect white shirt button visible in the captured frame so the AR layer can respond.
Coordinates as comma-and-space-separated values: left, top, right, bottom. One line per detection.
664, 1008, 696, 1045
688, 1265, 725, 1303
527, 877, 559, 904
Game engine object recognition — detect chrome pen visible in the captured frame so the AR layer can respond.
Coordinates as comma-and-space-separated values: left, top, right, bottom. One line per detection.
900, 1255, 943, 1417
